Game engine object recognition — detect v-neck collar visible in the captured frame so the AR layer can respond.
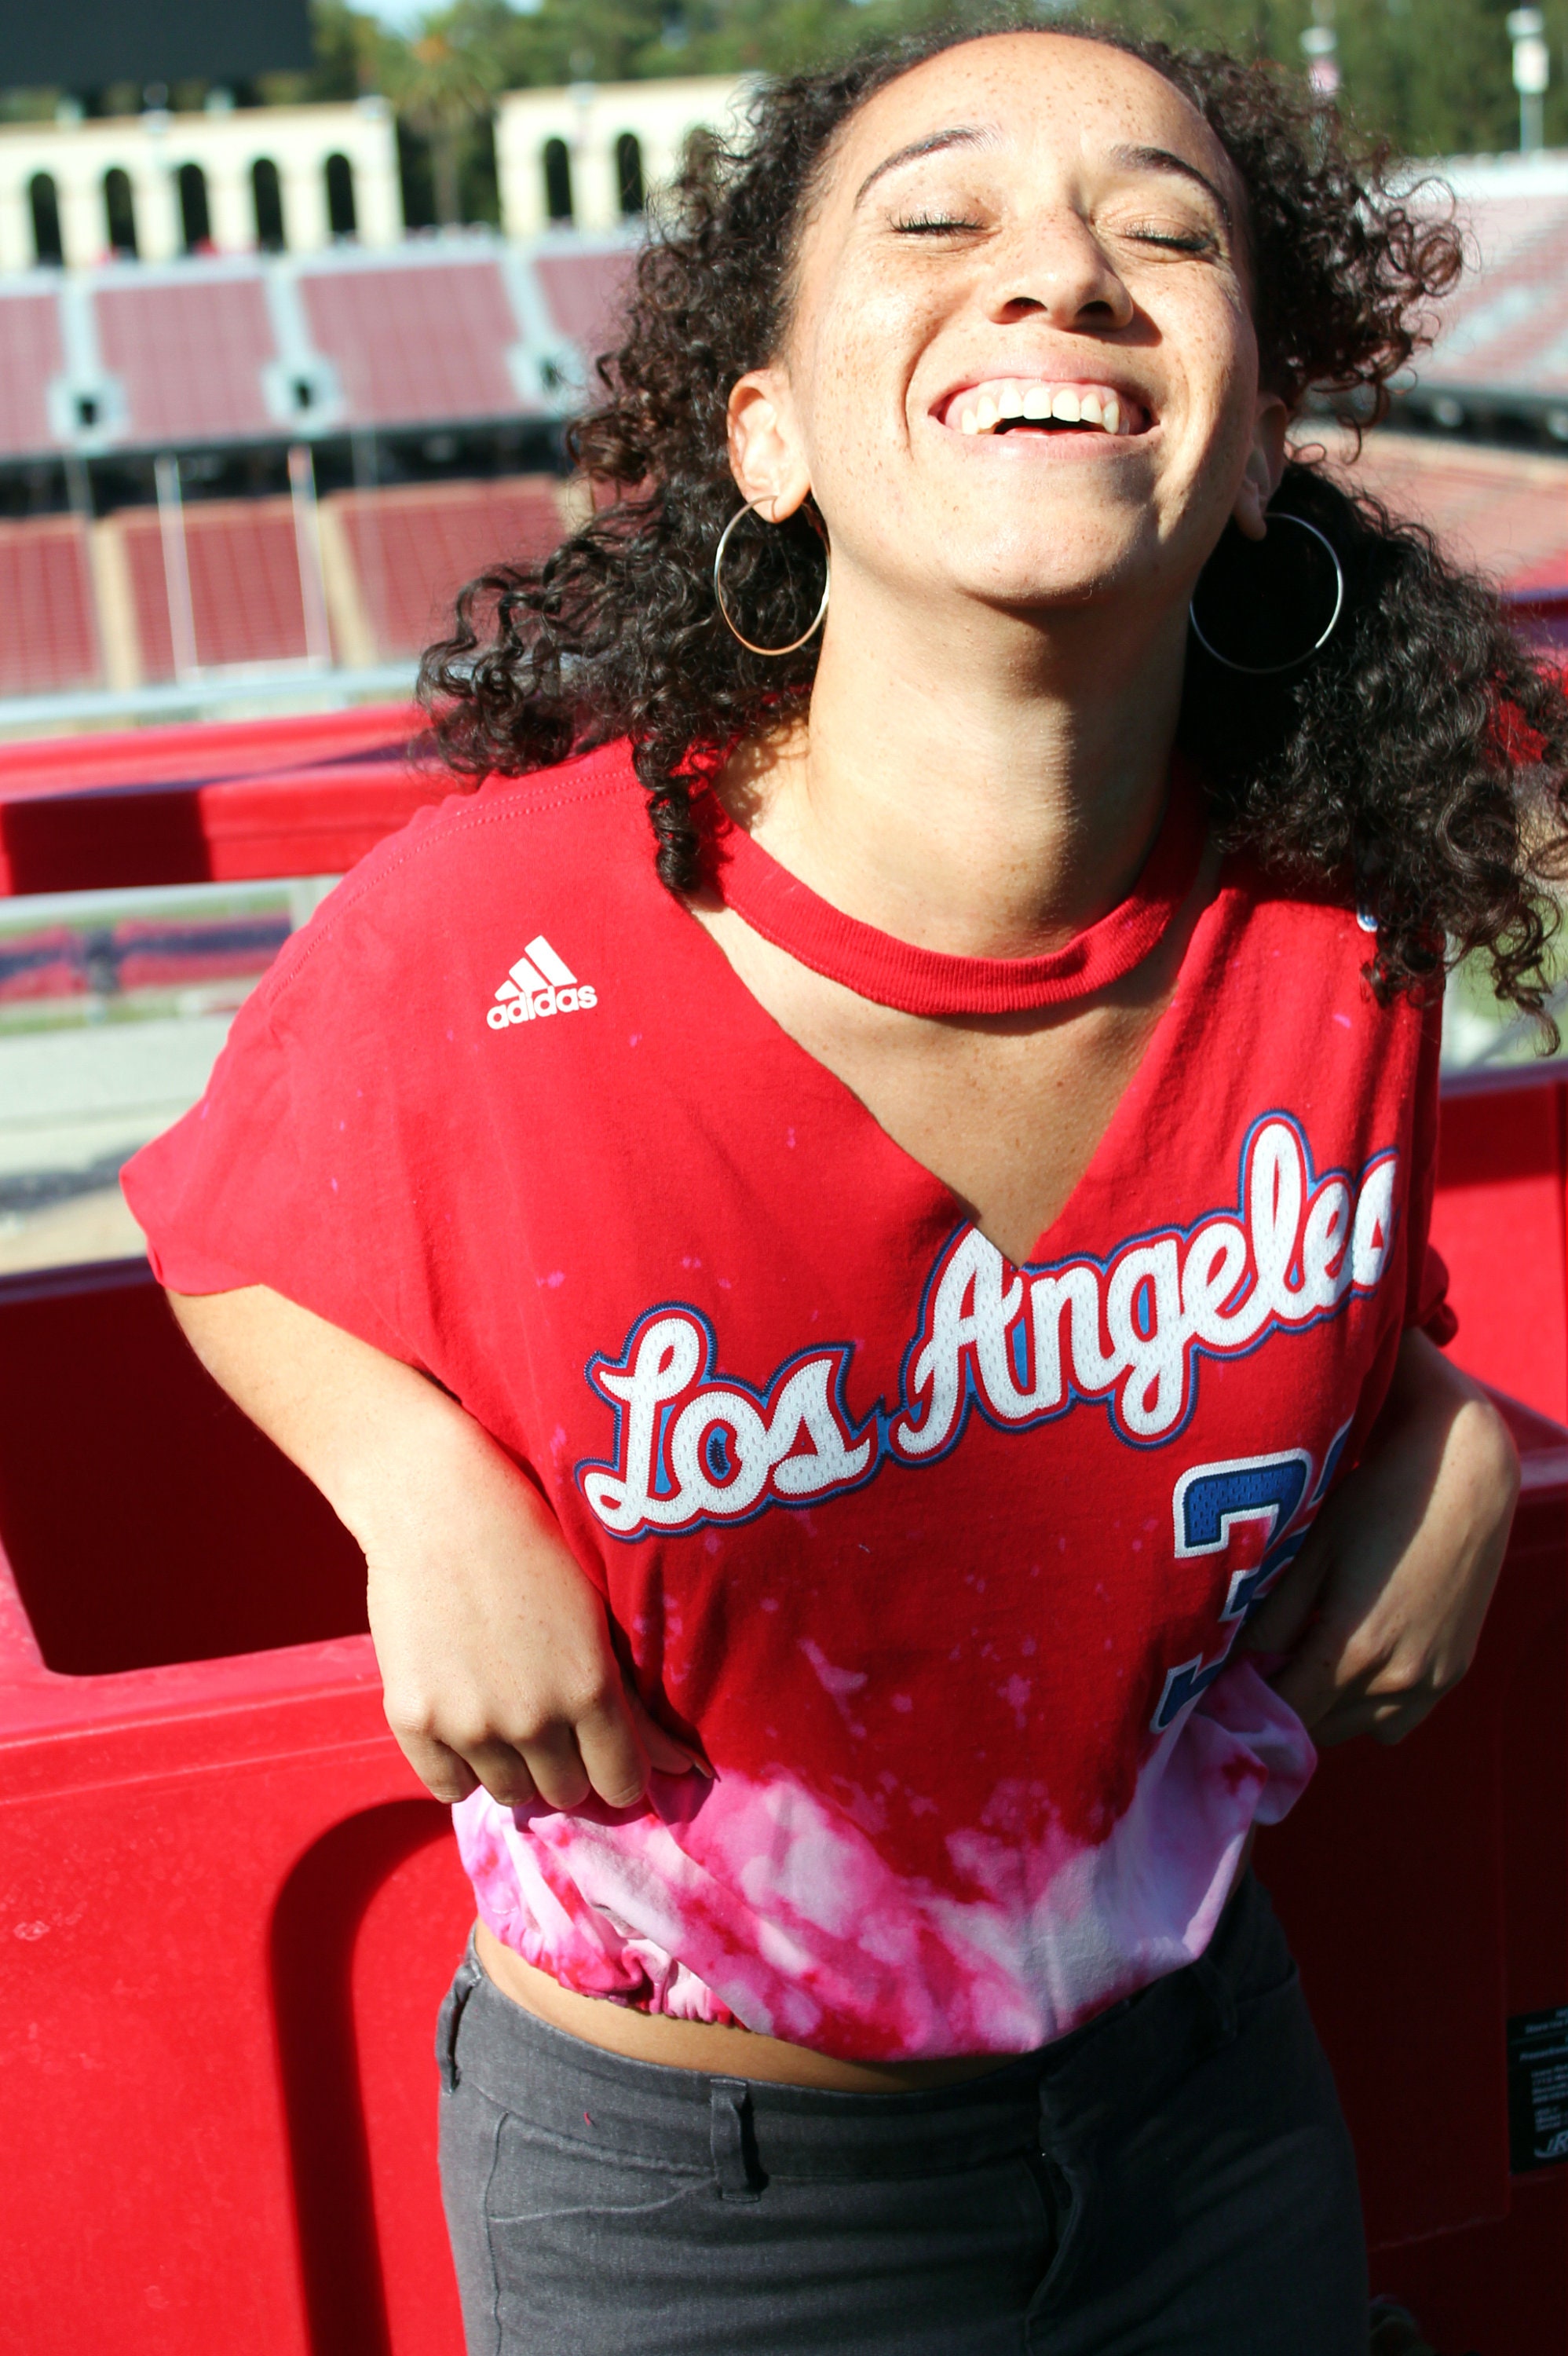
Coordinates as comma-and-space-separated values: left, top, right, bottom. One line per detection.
636, 749, 1230, 1270
707, 758, 1207, 1020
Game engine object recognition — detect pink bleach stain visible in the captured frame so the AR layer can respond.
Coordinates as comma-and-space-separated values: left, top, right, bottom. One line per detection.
455, 1660, 1313, 2061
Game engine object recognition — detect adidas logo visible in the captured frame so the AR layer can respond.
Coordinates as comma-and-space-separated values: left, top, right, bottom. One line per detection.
487, 935, 598, 1030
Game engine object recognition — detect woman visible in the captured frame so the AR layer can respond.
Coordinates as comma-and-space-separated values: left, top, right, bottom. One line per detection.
125, 23, 1559, 2353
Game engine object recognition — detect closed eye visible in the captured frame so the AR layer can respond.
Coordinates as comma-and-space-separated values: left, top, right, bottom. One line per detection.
890, 212, 985, 236
1119, 221, 1220, 254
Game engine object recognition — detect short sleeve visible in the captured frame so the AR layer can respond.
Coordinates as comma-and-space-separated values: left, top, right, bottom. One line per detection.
1402, 996, 1457, 1347
122, 865, 444, 1374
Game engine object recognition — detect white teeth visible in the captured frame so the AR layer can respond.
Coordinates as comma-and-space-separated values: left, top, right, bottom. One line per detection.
951, 382, 1134, 434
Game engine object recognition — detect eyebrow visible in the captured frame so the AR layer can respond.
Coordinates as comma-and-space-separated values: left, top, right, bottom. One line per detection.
853, 126, 996, 209
850, 125, 1235, 232
1106, 143, 1233, 231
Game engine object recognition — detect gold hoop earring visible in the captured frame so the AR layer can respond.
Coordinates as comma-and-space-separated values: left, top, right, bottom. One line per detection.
713, 501, 830, 658
1189, 513, 1346, 675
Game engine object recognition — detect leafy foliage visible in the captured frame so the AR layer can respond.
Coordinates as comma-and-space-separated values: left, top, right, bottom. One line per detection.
298, 0, 1568, 199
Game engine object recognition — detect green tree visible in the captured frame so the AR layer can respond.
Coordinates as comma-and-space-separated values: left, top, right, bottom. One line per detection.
306, 0, 1568, 163
382, 18, 505, 224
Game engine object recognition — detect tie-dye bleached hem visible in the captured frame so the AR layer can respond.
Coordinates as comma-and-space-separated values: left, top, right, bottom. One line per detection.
453, 1658, 1314, 2063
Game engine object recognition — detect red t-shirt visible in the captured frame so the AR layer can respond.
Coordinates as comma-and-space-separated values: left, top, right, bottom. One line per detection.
124, 740, 1450, 2061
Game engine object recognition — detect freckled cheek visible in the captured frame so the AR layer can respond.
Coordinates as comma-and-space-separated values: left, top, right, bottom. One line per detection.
801, 327, 926, 477
1172, 328, 1261, 467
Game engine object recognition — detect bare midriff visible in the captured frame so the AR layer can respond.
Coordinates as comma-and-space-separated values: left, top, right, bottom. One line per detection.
473, 1922, 1014, 2091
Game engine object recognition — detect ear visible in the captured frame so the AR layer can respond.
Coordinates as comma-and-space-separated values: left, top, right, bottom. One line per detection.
727, 368, 813, 521
1231, 394, 1290, 544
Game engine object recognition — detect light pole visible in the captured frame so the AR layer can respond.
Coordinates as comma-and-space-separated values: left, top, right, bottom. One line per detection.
1508, 8, 1550, 154
1300, 10, 1340, 99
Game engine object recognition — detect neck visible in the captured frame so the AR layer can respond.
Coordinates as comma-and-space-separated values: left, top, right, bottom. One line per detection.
726, 574, 1190, 960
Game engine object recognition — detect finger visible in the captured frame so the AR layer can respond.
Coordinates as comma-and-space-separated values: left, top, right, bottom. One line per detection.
1266, 1635, 1355, 1732
1310, 1687, 1439, 1750
628, 1688, 711, 1778
516, 1722, 594, 1812
1242, 1549, 1330, 1656
573, 1689, 653, 1811
393, 1729, 482, 1805
462, 1739, 540, 1809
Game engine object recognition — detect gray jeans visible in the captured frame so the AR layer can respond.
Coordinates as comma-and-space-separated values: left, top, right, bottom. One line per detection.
437, 1871, 1366, 2354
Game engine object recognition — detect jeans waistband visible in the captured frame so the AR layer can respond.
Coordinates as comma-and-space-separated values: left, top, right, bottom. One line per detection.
444, 1869, 1282, 2188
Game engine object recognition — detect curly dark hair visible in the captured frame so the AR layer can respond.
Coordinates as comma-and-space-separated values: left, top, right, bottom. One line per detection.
422, 18, 1568, 1030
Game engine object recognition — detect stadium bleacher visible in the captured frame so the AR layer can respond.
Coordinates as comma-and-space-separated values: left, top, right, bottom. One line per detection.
1413, 167, 1568, 407
0, 236, 627, 459
0, 290, 65, 459
0, 518, 98, 697
94, 274, 280, 446
298, 254, 529, 428
117, 497, 314, 679
0, 193, 1556, 709
1325, 430, 1568, 597
532, 245, 634, 361
0, 439, 1560, 701
0, 180, 1564, 465
330, 476, 568, 658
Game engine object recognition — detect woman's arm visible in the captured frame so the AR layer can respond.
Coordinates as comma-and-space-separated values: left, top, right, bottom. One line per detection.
169, 1285, 699, 1808
1245, 1329, 1520, 1746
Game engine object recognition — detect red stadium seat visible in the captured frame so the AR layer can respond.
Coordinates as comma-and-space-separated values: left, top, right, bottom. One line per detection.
328, 474, 567, 657
298, 257, 528, 426
94, 275, 278, 445
0, 288, 68, 458
0, 517, 99, 696
116, 496, 315, 678
532, 244, 634, 360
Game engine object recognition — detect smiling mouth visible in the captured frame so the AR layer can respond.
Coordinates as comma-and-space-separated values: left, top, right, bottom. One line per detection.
939, 379, 1148, 438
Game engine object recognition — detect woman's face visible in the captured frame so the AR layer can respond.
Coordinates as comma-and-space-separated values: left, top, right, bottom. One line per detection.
729, 34, 1286, 625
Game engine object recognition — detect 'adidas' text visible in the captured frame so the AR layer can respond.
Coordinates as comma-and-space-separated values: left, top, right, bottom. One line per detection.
488, 935, 598, 1029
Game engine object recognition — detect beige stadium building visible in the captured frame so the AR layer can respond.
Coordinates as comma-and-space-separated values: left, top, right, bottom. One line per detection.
0, 77, 751, 269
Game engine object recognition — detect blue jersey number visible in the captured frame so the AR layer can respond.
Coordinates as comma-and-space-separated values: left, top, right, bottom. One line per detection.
1153, 1428, 1349, 1731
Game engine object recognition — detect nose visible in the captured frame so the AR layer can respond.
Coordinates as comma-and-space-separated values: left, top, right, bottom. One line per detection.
987, 212, 1135, 335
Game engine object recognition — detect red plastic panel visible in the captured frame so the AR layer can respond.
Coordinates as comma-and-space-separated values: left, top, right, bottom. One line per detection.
0, 705, 424, 798
353, 1827, 474, 2356
0, 1263, 367, 1675
0, 704, 439, 898
1431, 1071, 1568, 1425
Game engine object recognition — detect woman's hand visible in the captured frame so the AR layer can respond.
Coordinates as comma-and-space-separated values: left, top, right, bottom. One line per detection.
169, 1283, 700, 1810
361, 1418, 701, 1810
1243, 1330, 1520, 1747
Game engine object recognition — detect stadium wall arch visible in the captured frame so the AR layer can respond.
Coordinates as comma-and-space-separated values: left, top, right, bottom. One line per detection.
0, 100, 400, 270
495, 76, 753, 238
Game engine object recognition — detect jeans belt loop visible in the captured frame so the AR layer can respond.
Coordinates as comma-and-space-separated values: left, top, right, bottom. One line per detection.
710, 2077, 764, 2201
437, 1952, 484, 2094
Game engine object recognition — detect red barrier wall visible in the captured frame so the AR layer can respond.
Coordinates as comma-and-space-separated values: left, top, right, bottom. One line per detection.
0, 714, 1562, 2354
